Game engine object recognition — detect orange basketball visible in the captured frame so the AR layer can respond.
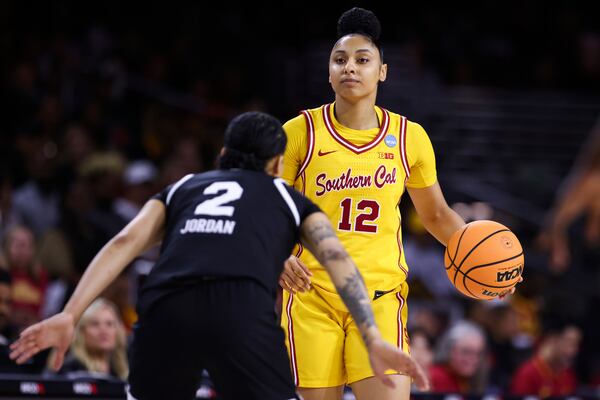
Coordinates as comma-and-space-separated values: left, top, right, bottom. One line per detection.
444, 220, 524, 300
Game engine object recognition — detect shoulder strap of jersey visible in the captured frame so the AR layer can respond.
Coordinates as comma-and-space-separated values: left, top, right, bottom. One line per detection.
296, 109, 316, 179
273, 178, 300, 226
166, 173, 194, 206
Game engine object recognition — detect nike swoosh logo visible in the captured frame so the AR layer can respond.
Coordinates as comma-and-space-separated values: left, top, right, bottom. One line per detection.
373, 289, 394, 300
318, 149, 337, 156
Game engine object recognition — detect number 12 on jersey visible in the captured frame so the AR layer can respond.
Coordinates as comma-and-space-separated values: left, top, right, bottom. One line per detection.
338, 198, 380, 233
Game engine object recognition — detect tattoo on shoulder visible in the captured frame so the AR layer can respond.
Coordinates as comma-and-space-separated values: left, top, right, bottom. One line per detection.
336, 269, 376, 345
307, 221, 337, 245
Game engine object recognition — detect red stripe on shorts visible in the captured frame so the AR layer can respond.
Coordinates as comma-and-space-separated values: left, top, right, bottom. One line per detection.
396, 292, 405, 350
285, 293, 299, 386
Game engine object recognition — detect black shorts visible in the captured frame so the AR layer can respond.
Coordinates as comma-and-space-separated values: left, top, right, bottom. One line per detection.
128, 280, 299, 400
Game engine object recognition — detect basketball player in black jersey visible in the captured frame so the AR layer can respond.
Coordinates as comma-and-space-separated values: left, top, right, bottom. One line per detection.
10, 112, 428, 400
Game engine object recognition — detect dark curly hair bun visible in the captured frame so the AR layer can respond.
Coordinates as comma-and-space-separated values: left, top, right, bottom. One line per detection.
337, 7, 381, 42
218, 111, 287, 172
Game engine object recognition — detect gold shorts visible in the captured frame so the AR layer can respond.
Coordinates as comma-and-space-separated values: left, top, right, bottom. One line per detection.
281, 281, 409, 388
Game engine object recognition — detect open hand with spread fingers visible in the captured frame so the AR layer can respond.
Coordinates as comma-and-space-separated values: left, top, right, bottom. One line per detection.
368, 338, 430, 391
10, 312, 75, 371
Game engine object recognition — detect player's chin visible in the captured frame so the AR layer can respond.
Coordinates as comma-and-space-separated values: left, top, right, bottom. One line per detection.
333, 84, 364, 96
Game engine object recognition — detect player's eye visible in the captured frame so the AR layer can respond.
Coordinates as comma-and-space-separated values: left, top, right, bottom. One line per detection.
357, 57, 369, 64
335, 57, 346, 64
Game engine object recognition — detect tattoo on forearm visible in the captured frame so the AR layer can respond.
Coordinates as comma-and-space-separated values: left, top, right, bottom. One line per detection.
336, 268, 376, 346
307, 221, 337, 245
320, 248, 349, 262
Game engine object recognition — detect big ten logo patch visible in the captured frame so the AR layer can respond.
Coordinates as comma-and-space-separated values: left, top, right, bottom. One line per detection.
378, 152, 394, 160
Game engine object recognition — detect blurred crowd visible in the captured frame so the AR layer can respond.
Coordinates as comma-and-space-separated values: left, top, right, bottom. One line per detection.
0, 2, 599, 398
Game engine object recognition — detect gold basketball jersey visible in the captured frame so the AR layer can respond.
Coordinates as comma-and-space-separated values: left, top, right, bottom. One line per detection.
283, 103, 437, 295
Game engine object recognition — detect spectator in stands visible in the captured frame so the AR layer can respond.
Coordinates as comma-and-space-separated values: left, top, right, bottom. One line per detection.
0, 269, 17, 372
0, 268, 11, 323
0, 268, 47, 374
0, 270, 14, 343
486, 303, 533, 391
79, 152, 128, 241
510, 319, 581, 397
55, 123, 97, 194
12, 137, 61, 238
409, 305, 449, 344
44, 178, 105, 277
430, 321, 488, 394
50, 298, 128, 380
159, 137, 203, 186
113, 160, 158, 222
404, 207, 457, 299
0, 174, 22, 242
408, 328, 434, 392
2, 225, 48, 331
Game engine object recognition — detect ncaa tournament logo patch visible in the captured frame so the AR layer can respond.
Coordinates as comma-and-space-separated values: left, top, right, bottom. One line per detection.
384, 135, 397, 148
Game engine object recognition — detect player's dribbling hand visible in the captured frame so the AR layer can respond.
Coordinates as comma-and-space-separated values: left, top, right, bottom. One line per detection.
368, 338, 430, 391
499, 276, 524, 300
9, 312, 75, 370
279, 256, 312, 293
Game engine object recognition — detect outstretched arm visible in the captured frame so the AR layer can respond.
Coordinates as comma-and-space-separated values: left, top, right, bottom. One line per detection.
10, 199, 166, 368
299, 212, 429, 390
542, 169, 600, 270
540, 118, 600, 270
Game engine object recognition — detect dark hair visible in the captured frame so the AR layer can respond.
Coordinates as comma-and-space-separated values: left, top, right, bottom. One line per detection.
408, 327, 433, 347
337, 7, 383, 58
540, 314, 581, 337
0, 269, 11, 286
218, 111, 287, 171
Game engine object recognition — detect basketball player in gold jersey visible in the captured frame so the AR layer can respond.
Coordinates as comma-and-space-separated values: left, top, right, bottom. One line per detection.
278, 8, 466, 400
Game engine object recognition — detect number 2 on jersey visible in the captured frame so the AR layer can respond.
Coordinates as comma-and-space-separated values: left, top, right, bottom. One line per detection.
338, 198, 380, 233
194, 181, 243, 217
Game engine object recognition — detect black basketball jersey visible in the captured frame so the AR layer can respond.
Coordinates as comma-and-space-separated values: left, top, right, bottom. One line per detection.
141, 169, 320, 295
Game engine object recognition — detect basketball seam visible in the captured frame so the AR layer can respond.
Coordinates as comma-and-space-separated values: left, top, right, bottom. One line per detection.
452, 229, 509, 286
448, 225, 469, 269
463, 251, 524, 276
450, 225, 470, 288
458, 251, 524, 297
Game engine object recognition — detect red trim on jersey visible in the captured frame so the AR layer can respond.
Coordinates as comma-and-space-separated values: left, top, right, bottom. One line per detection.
322, 103, 390, 154
297, 111, 316, 178
396, 224, 409, 276
286, 293, 299, 386
295, 243, 304, 258
396, 292, 405, 350
399, 116, 411, 180
398, 263, 408, 277
295, 171, 306, 258
300, 171, 306, 195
